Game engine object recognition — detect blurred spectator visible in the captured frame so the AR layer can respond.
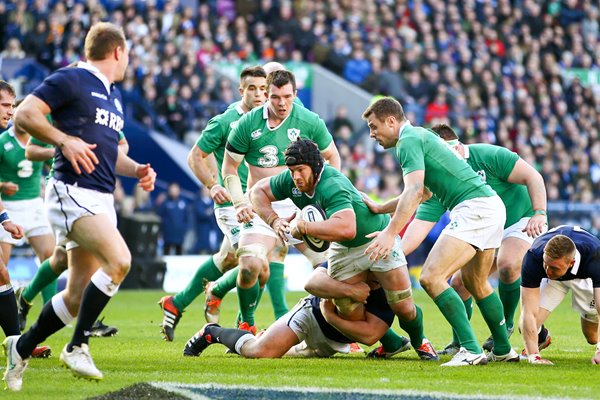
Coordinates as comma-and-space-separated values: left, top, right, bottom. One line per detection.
191, 186, 221, 254
0, 37, 26, 58
155, 182, 189, 255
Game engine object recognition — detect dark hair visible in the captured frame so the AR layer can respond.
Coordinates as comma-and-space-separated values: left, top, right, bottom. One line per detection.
431, 124, 458, 141
267, 70, 296, 92
84, 22, 126, 61
285, 139, 324, 180
362, 97, 405, 122
240, 66, 267, 81
0, 80, 16, 98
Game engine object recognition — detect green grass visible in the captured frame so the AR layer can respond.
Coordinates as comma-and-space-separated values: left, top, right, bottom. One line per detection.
3, 289, 599, 399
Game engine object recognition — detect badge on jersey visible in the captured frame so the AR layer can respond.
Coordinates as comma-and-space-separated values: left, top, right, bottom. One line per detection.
287, 128, 300, 141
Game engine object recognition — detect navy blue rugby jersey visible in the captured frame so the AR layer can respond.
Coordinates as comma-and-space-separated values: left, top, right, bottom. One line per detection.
32, 62, 124, 193
522, 225, 600, 288
310, 286, 395, 344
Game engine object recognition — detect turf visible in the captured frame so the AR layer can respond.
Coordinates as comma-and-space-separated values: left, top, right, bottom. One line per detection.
2, 289, 598, 399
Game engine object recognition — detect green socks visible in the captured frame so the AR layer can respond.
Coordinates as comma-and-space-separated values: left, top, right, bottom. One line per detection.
267, 262, 288, 319
451, 297, 473, 345
434, 288, 480, 354
398, 304, 425, 347
379, 328, 408, 352
477, 292, 511, 355
498, 278, 520, 330
211, 267, 239, 299
22, 259, 60, 304
173, 257, 222, 311
238, 281, 260, 326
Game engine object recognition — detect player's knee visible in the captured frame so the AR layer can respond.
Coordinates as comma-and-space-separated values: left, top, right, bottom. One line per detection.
333, 297, 362, 316
497, 260, 519, 283
419, 271, 436, 293
214, 250, 238, 272
269, 245, 287, 262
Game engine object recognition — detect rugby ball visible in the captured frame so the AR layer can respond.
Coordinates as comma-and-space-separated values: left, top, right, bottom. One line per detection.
300, 204, 330, 253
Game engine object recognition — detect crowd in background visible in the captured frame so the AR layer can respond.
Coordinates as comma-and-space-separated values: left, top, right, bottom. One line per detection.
1, 0, 599, 252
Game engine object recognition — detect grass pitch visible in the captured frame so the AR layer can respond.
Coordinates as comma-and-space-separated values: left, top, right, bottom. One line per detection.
2, 289, 599, 399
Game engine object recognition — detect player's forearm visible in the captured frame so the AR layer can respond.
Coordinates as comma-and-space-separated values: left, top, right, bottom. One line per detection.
324, 149, 341, 170
525, 174, 547, 213
115, 149, 140, 177
325, 312, 382, 345
378, 197, 399, 214
304, 216, 356, 242
188, 147, 218, 189
25, 145, 54, 161
305, 270, 357, 299
521, 310, 539, 356
386, 186, 422, 235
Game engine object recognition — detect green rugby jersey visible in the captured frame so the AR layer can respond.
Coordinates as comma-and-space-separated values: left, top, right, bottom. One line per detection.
270, 165, 389, 248
0, 128, 46, 200
227, 104, 333, 168
196, 103, 249, 209
416, 144, 533, 228
396, 123, 495, 211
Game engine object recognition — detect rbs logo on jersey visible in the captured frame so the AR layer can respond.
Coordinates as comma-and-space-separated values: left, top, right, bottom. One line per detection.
95, 107, 124, 133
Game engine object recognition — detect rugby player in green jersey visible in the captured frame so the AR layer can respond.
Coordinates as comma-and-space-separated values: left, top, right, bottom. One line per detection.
250, 139, 438, 361
0, 81, 28, 356
364, 123, 547, 360
362, 97, 515, 366
158, 66, 291, 340
222, 70, 340, 333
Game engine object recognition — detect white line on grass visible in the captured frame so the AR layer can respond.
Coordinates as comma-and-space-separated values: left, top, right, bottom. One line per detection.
150, 382, 580, 400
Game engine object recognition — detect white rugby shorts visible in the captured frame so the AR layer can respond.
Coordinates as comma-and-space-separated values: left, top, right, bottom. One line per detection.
442, 195, 505, 250
502, 217, 548, 245
0, 197, 52, 245
539, 278, 598, 323
284, 297, 350, 357
215, 206, 241, 248
328, 235, 406, 282
45, 178, 117, 251
241, 198, 302, 245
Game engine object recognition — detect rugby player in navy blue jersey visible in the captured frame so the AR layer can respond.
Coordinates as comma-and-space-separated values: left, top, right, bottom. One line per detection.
183, 265, 408, 359
520, 225, 600, 365
3, 22, 156, 391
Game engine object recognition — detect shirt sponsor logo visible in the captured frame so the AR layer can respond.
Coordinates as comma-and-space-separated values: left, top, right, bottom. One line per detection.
287, 128, 300, 141
477, 170, 487, 183
3, 142, 13, 151
91, 92, 108, 100
292, 188, 302, 197
251, 129, 262, 140
95, 107, 124, 133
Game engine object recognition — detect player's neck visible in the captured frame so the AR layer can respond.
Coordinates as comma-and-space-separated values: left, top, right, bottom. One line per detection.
14, 132, 29, 145
88, 60, 116, 84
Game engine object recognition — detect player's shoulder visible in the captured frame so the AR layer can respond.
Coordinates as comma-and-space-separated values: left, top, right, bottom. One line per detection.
291, 103, 321, 123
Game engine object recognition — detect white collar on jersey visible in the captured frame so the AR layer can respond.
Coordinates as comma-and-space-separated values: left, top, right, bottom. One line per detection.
6, 127, 26, 149
570, 248, 582, 275
77, 61, 112, 94
463, 144, 470, 159
398, 120, 411, 138
235, 103, 244, 115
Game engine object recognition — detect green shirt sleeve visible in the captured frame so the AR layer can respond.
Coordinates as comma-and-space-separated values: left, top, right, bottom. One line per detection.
227, 113, 251, 154
322, 180, 353, 217
488, 146, 520, 180
310, 115, 333, 151
197, 117, 225, 155
415, 196, 446, 222
270, 170, 293, 200
397, 135, 425, 176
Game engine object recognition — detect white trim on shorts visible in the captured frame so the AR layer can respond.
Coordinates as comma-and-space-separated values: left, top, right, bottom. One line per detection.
442, 195, 505, 250
539, 278, 598, 323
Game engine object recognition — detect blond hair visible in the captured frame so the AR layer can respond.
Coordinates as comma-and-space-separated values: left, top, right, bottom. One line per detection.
84, 22, 126, 61
544, 235, 576, 261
